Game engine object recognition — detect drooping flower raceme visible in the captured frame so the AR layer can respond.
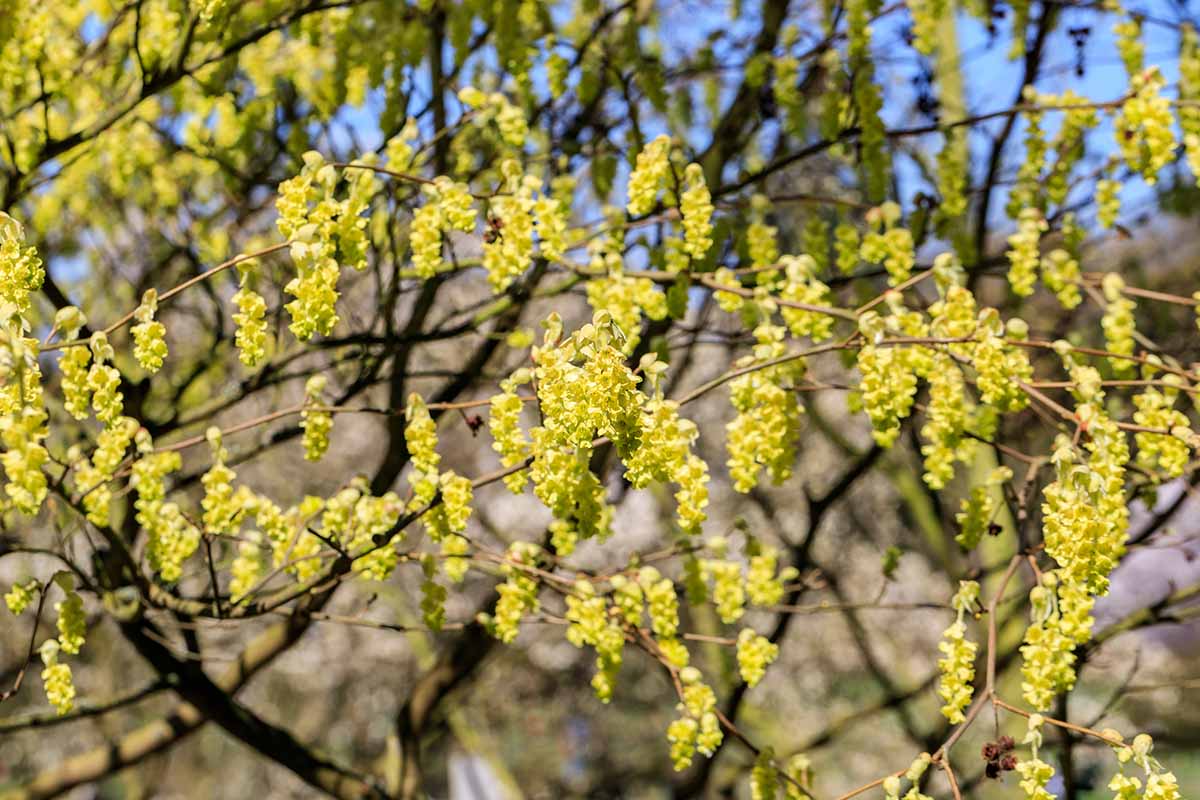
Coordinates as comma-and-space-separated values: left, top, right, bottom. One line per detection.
300, 374, 333, 462
131, 288, 167, 373
626, 134, 671, 216
936, 580, 979, 723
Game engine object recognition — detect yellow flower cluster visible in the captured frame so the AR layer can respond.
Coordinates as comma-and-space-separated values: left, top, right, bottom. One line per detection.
746, 544, 798, 607
59, 345, 91, 420
39, 640, 75, 716
5, 579, 37, 614
1132, 383, 1192, 478
200, 427, 241, 535
130, 429, 196, 582
230, 531, 264, 601
1020, 574, 1095, 710
883, 753, 935, 800
855, 312, 920, 448
1097, 178, 1121, 229
860, 203, 914, 286
426, 471, 473, 560
779, 256, 834, 342
667, 666, 723, 771
747, 220, 779, 271
1015, 758, 1055, 800
457, 87, 528, 148
483, 161, 537, 293
626, 134, 672, 216
641, 566, 680, 639
300, 374, 333, 462
0, 211, 44, 318
584, 267, 668, 354
1006, 208, 1047, 297
1, 393, 49, 516
835, 223, 860, 273
564, 579, 625, 703
1100, 732, 1180, 800
405, 393, 441, 508
87, 332, 123, 425
131, 289, 167, 373
488, 369, 532, 493
1114, 68, 1175, 185
276, 151, 378, 339
974, 315, 1033, 413
726, 325, 805, 492
489, 542, 542, 643
920, 353, 970, 489
736, 628, 779, 688
71, 415, 137, 525
623, 387, 709, 534
232, 261, 269, 369
680, 163, 714, 261
1101, 273, 1137, 376
534, 189, 570, 264
706, 557, 747, 624
1037, 89, 1100, 207
54, 584, 86, 655
936, 580, 979, 723
1043, 412, 1130, 595
1040, 248, 1081, 309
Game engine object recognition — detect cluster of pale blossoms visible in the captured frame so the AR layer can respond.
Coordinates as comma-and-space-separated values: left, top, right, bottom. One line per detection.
4, 9, 1200, 790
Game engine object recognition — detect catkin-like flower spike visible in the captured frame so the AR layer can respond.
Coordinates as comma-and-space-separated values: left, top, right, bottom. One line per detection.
405, 393, 440, 508
860, 204, 914, 286
0, 211, 44, 318
58, 344, 92, 420
1040, 248, 1081, 309
131, 289, 167, 373
626, 134, 672, 216
936, 580, 979, 723
39, 640, 74, 716
1132, 383, 1191, 478
1015, 757, 1056, 800
384, 117, 419, 171
1097, 178, 1121, 228
680, 163, 713, 261
1006, 208, 1046, 297
490, 541, 540, 642
1114, 11, 1145, 77
489, 369, 532, 493
1114, 68, 1175, 185
5, 579, 38, 614
458, 87, 528, 147
907, 0, 947, 55
483, 163, 536, 293
200, 427, 240, 535
725, 324, 805, 491
86, 332, 123, 425
1008, 93, 1047, 213
745, 544, 798, 607
1101, 272, 1137, 376
300, 374, 333, 461
54, 582, 86, 655
277, 151, 341, 340
736, 628, 779, 688
232, 259, 269, 369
